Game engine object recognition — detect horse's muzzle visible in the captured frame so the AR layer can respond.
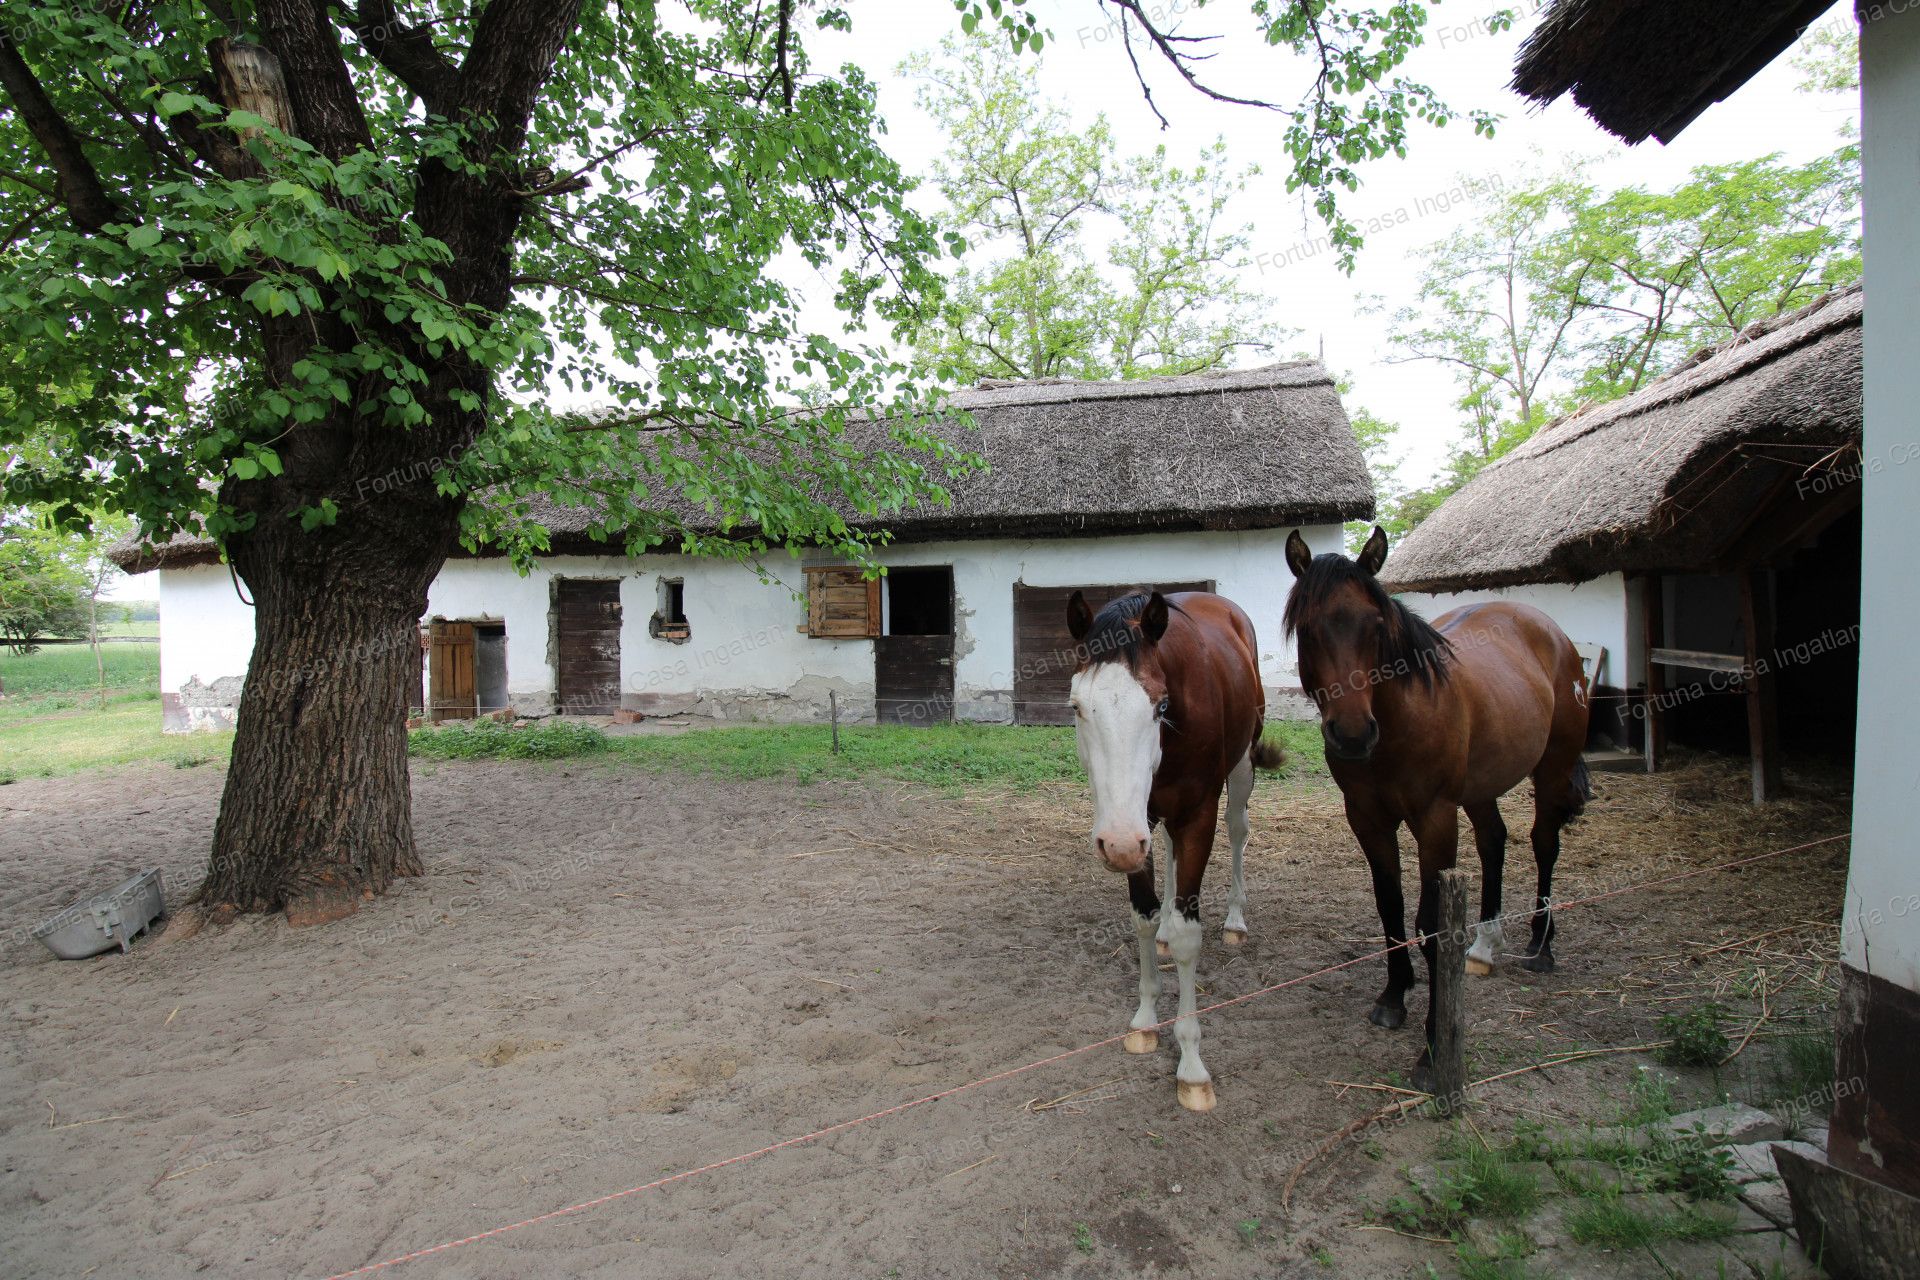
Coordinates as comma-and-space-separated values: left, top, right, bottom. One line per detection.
1322, 718, 1380, 761
1096, 834, 1150, 875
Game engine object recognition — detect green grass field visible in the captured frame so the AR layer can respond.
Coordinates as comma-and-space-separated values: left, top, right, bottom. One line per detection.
0, 640, 160, 696
1, 632, 1328, 791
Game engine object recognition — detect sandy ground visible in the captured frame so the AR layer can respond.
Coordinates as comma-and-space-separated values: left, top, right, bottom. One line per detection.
0, 751, 1851, 1279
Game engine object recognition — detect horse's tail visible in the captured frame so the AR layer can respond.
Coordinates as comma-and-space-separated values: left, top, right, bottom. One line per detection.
1563, 756, 1593, 823
1250, 730, 1287, 771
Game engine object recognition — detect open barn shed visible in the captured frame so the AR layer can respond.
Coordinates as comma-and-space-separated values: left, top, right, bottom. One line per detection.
1384, 286, 1864, 803
116, 360, 1373, 730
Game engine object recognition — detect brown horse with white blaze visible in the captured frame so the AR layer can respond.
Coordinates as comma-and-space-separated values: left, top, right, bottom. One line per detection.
1283, 528, 1591, 1083
1066, 589, 1284, 1112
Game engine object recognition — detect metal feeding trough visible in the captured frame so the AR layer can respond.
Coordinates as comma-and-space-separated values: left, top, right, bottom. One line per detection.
31, 869, 168, 959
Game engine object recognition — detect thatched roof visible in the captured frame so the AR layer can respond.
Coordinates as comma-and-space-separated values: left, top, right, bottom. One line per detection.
1380, 286, 1863, 595
1511, 0, 1842, 144
114, 360, 1372, 571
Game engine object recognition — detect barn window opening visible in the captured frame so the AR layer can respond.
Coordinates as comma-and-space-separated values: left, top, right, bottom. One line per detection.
651, 577, 689, 642
885, 567, 953, 636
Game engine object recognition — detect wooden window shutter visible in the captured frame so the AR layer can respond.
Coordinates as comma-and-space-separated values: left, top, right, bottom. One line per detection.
804, 567, 880, 638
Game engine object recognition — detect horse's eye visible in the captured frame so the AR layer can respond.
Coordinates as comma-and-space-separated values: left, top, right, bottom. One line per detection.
1156, 697, 1170, 718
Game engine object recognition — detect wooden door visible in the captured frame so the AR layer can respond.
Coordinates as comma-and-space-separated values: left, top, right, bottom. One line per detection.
429, 621, 476, 722
1011, 581, 1211, 725
875, 635, 955, 724
555, 580, 622, 715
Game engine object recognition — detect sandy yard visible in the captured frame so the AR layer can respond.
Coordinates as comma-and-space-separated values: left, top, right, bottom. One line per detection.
0, 750, 1851, 1278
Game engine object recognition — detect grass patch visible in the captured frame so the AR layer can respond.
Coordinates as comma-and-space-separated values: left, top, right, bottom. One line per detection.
0, 695, 229, 781
0, 641, 159, 697
608, 721, 1084, 791
409, 720, 612, 761
1564, 1194, 1732, 1248
1761, 1028, 1837, 1119
1658, 1003, 1731, 1068
604, 718, 1323, 794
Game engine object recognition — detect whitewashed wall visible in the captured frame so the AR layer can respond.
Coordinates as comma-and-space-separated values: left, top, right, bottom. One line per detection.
1846, 7, 1920, 991
156, 563, 258, 730
152, 522, 1346, 730
1394, 574, 1637, 689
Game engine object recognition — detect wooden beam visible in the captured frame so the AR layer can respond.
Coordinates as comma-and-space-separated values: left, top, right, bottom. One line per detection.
1740, 568, 1783, 804
1430, 870, 1470, 1114
1650, 647, 1747, 673
1641, 573, 1665, 773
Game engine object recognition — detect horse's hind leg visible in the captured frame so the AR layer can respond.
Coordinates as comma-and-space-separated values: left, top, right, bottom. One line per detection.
1523, 757, 1589, 974
1155, 822, 1175, 958
1222, 751, 1254, 944
1463, 800, 1507, 975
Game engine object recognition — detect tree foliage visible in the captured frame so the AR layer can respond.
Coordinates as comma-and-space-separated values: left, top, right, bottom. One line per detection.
905, 35, 1285, 382
1380, 148, 1861, 532
0, 507, 121, 651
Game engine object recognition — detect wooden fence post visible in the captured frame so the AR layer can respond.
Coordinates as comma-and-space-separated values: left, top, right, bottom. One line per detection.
829, 689, 840, 754
1432, 869, 1470, 1114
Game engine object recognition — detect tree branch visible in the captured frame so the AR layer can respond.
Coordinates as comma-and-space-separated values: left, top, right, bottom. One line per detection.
0, 33, 122, 232
352, 1, 459, 114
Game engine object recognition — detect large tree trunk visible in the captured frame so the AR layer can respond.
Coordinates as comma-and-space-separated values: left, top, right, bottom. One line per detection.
199, 514, 453, 927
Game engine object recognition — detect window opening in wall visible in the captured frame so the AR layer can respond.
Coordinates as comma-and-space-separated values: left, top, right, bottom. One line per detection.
651, 577, 690, 642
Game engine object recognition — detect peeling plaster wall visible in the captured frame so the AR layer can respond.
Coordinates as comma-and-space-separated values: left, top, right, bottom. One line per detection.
157, 565, 256, 732
154, 524, 1348, 730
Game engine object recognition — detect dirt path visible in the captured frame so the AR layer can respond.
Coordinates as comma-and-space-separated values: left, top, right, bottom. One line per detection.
0, 754, 1850, 1278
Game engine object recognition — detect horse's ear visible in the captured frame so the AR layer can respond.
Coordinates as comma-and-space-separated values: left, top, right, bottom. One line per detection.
1139, 592, 1170, 645
1066, 590, 1092, 643
1358, 525, 1389, 576
1285, 529, 1313, 579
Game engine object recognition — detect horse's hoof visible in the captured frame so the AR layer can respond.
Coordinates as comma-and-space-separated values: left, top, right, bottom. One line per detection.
1520, 950, 1556, 974
1155, 939, 1171, 959
1222, 927, 1247, 946
1122, 1029, 1159, 1054
1177, 1079, 1217, 1112
1409, 1061, 1436, 1094
1464, 956, 1494, 977
1369, 1003, 1407, 1031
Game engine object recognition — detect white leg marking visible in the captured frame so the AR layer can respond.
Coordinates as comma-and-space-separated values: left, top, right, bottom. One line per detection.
1155, 824, 1175, 956
1167, 913, 1214, 1110
1466, 917, 1503, 973
1223, 752, 1253, 943
1125, 908, 1161, 1053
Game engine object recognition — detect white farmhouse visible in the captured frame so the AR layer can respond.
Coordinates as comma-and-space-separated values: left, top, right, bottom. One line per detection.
117, 360, 1374, 730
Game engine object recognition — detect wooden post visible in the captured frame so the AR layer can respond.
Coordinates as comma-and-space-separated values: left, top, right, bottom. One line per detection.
1740, 567, 1782, 804
1432, 869, 1470, 1114
1640, 572, 1666, 773
828, 689, 840, 754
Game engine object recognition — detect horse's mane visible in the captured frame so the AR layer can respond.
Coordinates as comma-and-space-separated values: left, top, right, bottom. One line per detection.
1082, 591, 1189, 672
1283, 556, 1453, 689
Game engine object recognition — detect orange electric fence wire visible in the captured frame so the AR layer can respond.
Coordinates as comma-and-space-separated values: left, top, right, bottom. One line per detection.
322, 831, 1848, 1279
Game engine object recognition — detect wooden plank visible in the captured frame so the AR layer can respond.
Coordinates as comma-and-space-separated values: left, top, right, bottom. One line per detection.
1650, 646, 1746, 673
875, 633, 954, 726
1741, 568, 1783, 804
1431, 869, 1470, 1113
1641, 573, 1665, 773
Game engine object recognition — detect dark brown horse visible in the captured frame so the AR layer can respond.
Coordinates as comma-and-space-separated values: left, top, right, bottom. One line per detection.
1283, 528, 1591, 1081
1066, 589, 1284, 1112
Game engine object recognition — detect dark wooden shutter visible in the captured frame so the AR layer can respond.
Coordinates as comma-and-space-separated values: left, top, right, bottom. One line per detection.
429, 621, 476, 722
804, 567, 881, 638
1011, 582, 1212, 725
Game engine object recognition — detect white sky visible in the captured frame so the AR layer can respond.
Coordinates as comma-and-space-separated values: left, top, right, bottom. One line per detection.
801, 0, 1860, 479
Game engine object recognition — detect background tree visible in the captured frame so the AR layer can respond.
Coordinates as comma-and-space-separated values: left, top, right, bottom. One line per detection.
1380, 148, 1860, 533
906, 36, 1284, 382
0, 510, 90, 652
0, 0, 1495, 926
